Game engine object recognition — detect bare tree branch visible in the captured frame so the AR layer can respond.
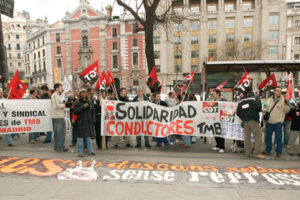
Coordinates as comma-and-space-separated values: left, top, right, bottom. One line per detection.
116, 0, 145, 25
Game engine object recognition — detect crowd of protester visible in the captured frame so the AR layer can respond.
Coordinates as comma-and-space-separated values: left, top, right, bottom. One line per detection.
0, 83, 300, 159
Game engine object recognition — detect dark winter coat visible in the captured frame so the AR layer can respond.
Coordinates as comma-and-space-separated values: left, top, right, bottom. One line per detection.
288, 107, 300, 131
236, 92, 262, 122
152, 100, 168, 107
74, 98, 96, 138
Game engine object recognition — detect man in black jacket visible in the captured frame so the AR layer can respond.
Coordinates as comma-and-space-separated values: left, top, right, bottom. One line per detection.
114, 88, 133, 148
65, 89, 79, 146
41, 85, 53, 143
237, 90, 265, 159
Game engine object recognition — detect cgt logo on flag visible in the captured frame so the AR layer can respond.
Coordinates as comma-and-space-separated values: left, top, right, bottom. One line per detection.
220, 110, 236, 123
203, 102, 218, 113
80, 61, 99, 86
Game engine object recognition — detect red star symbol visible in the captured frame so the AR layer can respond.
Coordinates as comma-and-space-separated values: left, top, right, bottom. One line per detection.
222, 105, 226, 108
205, 116, 210, 119
212, 116, 216, 120
230, 105, 234, 108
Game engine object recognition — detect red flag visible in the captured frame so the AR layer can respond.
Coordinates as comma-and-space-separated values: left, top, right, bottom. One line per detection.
286, 80, 294, 100
258, 74, 278, 90
216, 80, 227, 90
106, 70, 115, 85
80, 61, 99, 86
94, 70, 107, 90
8, 70, 28, 99
184, 70, 195, 84
235, 71, 251, 93
147, 66, 158, 87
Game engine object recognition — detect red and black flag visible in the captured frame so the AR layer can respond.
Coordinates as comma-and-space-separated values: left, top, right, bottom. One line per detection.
258, 74, 278, 91
94, 70, 107, 90
8, 70, 28, 99
106, 70, 115, 85
216, 80, 227, 90
147, 66, 160, 93
80, 61, 99, 86
183, 70, 195, 85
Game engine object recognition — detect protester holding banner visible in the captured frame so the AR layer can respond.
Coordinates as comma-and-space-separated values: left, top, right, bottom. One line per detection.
74, 89, 96, 157
153, 93, 169, 147
114, 88, 133, 148
51, 83, 68, 152
212, 89, 226, 153
41, 85, 53, 143
288, 102, 300, 156
165, 91, 178, 145
133, 88, 151, 148
95, 91, 109, 149
27, 89, 39, 144
65, 89, 79, 147
236, 88, 265, 159
264, 87, 290, 157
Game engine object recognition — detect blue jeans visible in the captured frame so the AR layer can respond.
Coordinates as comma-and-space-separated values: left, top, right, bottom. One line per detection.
156, 137, 169, 146
28, 132, 37, 143
266, 122, 283, 154
5, 135, 13, 145
72, 129, 77, 145
45, 131, 52, 142
77, 137, 93, 155
169, 135, 176, 143
182, 135, 191, 147
52, 118, 66, 151
283, 120, 291, 146
136, 136, 149, 146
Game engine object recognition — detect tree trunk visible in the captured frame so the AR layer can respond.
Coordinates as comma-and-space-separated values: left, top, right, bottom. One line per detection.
144, 22, 155, 75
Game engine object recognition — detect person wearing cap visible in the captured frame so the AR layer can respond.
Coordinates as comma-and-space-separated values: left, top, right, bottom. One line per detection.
74, 89, 96, 157
264, 87, 290, 157
51, 83, 68, 152
237, 88, 265, 159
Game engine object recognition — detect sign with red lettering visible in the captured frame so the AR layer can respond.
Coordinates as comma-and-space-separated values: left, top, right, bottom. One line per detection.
0, 100, 52, 135
101, 100, 244, 140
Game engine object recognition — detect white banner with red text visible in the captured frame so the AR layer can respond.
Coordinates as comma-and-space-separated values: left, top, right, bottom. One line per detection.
101, 100, 246, 140
0, 100, 53, 135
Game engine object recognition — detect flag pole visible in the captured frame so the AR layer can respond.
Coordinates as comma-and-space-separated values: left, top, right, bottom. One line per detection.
181, 81, 191, 103
6, 88, 12, 99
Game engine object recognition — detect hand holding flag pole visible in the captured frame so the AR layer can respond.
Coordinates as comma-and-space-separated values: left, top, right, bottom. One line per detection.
181, 70, 195, 102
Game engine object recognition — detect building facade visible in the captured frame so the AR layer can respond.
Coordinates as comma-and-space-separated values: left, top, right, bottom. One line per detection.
156, 0, 288, 92
2, 12, 28, 80
23, 0, 147, 92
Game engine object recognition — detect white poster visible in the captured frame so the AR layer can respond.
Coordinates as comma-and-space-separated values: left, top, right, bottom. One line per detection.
101, 100, 245, 140
0, 100, 53, 135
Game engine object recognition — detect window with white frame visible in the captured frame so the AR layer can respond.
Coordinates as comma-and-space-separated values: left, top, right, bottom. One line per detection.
133, 52, 139, 65
208, 20, 217, 29
225, 4, 234, 12
269, 30, 278, 40
269, 14, 279, 25
225, 19, 235, 28
268, 46, 278, 54
294, 36, 300, 45
244, 18, 253, 27
191, 21, 199, 30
